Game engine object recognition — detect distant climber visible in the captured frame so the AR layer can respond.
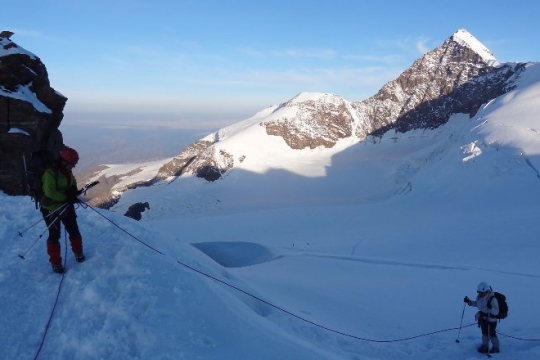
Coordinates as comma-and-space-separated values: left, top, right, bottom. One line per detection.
464, 282, 500, 354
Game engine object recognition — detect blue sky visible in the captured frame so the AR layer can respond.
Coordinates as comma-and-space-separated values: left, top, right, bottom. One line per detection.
3, 0, 540, 129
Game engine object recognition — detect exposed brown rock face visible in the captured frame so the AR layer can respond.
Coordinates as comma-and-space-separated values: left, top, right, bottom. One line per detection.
262, 32, 522, 149
156, 139, 235, 182
0, 33, 67, 195
264, 95, 355, 149
355, 37, 522, 137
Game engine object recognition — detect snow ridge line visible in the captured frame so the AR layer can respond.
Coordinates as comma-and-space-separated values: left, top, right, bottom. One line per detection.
81, 203, 540, 344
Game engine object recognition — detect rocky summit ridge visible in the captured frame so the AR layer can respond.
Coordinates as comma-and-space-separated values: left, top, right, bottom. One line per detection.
149, 29, 525, 185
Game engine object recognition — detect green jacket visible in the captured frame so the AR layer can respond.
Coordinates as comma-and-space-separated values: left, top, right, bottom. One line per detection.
41, 167, 78, 211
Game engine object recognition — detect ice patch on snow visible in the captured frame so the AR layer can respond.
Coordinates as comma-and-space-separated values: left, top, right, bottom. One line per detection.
192, 242, 279, 268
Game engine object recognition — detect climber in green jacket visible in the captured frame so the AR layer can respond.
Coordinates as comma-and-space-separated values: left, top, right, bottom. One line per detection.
40, 146, 85, 274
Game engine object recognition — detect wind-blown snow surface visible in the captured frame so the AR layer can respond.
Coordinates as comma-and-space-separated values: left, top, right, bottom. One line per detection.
2, 65, 540, 359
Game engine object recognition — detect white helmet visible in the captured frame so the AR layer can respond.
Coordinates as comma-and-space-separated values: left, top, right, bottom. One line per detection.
477, 282, 491, 293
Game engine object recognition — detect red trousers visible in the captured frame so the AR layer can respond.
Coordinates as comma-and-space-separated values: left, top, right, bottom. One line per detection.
41, 205, 83, 265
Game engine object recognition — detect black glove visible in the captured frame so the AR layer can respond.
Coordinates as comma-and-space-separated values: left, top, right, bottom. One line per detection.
66, 186, 77, 196
463, 296, 471, 305
66, 193, 80, 204
65, 186, 80, 204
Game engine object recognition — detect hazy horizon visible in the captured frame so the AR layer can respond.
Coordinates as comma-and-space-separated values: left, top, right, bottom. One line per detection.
4, 1, 539, 127
62, 123, 210, 173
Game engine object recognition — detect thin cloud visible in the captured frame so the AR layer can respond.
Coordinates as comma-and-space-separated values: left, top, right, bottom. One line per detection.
239, 47, 338, 60
386, 35, 436, 56
415, 36, 431, 54
6, 28, 45, 38
220, 66, 402, 94
342, 53, 406, 64
274, 48, 338, 60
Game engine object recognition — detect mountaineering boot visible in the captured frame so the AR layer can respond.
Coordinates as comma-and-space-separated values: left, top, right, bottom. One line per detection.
47, 242, 62, 266
69, 234, 83, 257
477, 335, 489, 353
75, 253, 86, 263
490, 336, 500, 353
477, 345, 489, 353
70, 234, 85, 262
52, 264, 65, 274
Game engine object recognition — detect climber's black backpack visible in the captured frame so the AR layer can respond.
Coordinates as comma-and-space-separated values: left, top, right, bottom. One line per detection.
23, 150, 55, 208
488, 292, 508, 320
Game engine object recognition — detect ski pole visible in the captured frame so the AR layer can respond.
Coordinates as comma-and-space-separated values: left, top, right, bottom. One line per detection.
456, 302, 466, 343
18, 205, 69, 259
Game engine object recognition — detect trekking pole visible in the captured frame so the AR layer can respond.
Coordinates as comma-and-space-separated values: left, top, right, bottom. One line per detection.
77, 181, 99, 196
456, 302, 466, 343
486, 321, 491, 358
16, 205, 64, 237
18, 205, 68, 260
17, 217, 46, 237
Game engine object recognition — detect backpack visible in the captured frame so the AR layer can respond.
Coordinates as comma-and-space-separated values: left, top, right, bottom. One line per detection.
488, 292, 508, 320
23, 150, 56, 208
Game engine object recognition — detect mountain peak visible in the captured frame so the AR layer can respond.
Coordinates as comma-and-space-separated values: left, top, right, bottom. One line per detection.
451, 29, 499, 66
287, 92, 338, 105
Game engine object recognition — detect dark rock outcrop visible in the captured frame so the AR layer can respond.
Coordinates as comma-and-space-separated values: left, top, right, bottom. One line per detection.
124, 202, 150, 221
0, 32, 67, 195
264, 94, 355, 149
156, 139, 235, 182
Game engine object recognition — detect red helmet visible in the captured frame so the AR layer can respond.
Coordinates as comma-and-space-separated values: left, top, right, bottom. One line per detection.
59, 147, 79, 165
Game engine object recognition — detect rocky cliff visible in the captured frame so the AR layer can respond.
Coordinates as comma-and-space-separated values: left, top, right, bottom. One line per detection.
0, 31, 67, 195
355, 29, 523, 136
